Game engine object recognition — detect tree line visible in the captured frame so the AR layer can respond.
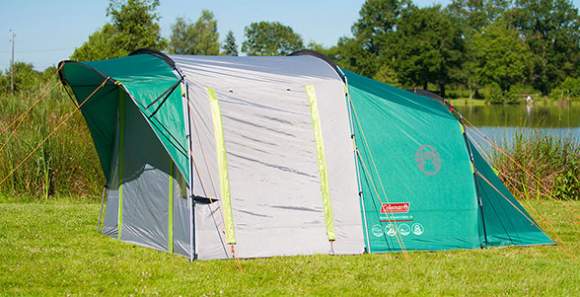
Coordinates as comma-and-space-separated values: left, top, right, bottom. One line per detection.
2, 0, 579, 102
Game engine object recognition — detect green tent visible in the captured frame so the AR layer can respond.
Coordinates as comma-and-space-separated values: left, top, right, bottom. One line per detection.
57, 50, 552, 260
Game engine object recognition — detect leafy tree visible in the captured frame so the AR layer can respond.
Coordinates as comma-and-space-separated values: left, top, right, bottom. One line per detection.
447, 1, 513, 96
191, 10, 220, 55
447, 0, 512, 31
471, 20, 532, 93
169, 17, 195, 54
330, 37, 377, 77
305, 41, 327, 54
0, 62, 41, 93
241, 22, 304, 56
340, 0, 414, 77
72, 0, 165, 61
509, 0, 580, 94
550, 76, 580, 100
352, 0, 414, 55
169, 11, 220, 55
71, 24, 119, 61
305, 41, 340, 61
40, 66, 59, 83
390, 6, 465, 97
460, 36, 485, 99
373, 64, 400, 86
222, 31, 238, 56
107, 0, 165, 51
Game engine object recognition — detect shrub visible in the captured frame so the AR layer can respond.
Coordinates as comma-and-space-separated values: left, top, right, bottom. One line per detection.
550, 77, 580, 101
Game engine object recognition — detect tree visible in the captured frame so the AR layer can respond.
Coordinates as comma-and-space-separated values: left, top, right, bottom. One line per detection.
446, 1, 516, 98
241, 22, 304, 56
447, 0, 512, 32
550, 76, 580, 100
222, 31, 238, 56
168, 10, 220, 55
471, 20, 532, 93
0, 62, 41, 93
327, 36, 382, 79
72, 0, 165, 61
509, 0, 580, 94
191, 10, 220, 55
340, 0, 414, 77
390, 6, 465, 97
71, 24, 120, 61
352, 0, 414, 55
169, 17, 195, 54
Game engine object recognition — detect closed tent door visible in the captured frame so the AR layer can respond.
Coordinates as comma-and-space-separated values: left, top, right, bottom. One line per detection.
346, 71, 482, 251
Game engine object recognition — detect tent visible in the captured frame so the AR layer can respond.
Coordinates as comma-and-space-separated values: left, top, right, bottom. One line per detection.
57, 50, 552, 260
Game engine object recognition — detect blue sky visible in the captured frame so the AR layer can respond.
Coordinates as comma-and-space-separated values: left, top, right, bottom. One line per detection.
0, 0, 578, 70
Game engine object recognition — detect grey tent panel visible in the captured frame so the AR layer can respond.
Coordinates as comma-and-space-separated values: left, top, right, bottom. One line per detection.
174, 55, 363, 258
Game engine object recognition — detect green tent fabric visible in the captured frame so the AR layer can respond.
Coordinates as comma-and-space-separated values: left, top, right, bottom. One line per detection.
345, 70, 481, 251
344, 69, 552, 252
468, 139, 553, 246
59, 54, 189, 182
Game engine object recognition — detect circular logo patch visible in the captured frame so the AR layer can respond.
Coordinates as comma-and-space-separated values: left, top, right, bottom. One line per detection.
415, 145, 441, 176
412, 223, 424, 236
385, 224, 397, 237
372, 224, 384, 237
398, 224, 411, 236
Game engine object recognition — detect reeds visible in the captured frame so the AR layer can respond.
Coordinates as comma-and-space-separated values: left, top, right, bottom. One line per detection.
492, 132, 579, 200
0, 81, 103, 199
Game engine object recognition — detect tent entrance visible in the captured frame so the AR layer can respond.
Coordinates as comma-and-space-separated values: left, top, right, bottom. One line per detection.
102, 94, 193, 256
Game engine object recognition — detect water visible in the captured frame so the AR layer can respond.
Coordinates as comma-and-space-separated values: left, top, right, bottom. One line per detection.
455, 104, 580, 148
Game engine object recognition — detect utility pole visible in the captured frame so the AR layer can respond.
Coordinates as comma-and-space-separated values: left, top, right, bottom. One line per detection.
9, 29, 15, 94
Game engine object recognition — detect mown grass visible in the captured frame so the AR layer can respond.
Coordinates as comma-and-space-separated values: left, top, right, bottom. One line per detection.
0, 197, 578, 296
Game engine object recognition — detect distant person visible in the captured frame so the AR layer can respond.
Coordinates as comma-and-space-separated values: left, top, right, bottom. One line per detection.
526, 95, 533, 105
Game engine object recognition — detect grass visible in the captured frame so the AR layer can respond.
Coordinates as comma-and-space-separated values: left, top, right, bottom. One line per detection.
0, 197, 578, 296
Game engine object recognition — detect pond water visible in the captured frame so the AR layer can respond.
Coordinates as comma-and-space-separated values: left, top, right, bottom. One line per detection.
455, 104, 580, 148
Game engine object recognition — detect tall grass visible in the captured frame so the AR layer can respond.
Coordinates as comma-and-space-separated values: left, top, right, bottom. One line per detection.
0, 81, 103, 199
492, 132, 579, 200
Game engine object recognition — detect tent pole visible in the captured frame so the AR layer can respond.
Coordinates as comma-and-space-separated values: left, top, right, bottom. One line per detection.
185, 81, 196, 261
459, 123, 489, 247
341, 70, 371, 254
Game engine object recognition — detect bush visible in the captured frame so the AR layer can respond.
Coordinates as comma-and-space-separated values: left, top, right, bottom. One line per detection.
550, 77, 580, 101
487, 84, 504, 104
485, 84, 524, 105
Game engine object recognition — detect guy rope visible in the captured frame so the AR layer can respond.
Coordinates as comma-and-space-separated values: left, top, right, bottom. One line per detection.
0, 77, 111, 188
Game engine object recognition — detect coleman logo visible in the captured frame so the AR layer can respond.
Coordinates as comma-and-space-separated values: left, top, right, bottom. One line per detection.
416, 144, 441, 176
380, 202, 410, 213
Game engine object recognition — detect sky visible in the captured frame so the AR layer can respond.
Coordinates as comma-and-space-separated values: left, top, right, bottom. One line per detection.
0, 0, 578, 71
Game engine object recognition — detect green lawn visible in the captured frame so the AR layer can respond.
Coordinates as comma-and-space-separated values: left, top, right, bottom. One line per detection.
1, 198, 578, 296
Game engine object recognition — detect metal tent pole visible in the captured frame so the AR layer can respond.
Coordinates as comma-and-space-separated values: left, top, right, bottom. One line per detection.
185, 81, 196, 261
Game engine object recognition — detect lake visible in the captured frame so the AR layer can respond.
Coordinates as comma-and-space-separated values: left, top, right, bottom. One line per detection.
455, 104, 580, 150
